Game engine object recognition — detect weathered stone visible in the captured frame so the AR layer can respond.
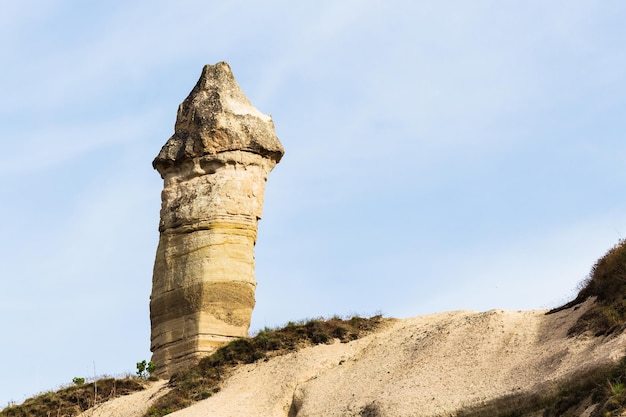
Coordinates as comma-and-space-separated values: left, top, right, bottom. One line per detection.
150, 62, 284, 376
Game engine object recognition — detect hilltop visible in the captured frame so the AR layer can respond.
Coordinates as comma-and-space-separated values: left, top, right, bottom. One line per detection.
70, 300, 625, 417
5, 240, 626, 417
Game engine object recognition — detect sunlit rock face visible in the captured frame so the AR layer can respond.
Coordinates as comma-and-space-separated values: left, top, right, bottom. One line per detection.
150, 62, 284, 376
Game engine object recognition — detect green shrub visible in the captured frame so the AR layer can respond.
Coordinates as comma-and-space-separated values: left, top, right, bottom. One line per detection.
137, 360, 157, 379
147, 406, 173, 417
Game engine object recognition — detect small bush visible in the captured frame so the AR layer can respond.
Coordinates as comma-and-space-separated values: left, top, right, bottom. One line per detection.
147, 406, 173, 417
137, 360, 157, 379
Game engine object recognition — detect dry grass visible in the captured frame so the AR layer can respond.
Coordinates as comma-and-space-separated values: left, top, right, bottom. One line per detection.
549, 239, 626, 336
0, 377, 148, 417
539, 239, 626, 416
539, 357, 626, 417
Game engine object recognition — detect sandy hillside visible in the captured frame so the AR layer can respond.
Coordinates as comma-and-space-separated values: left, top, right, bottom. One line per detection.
77, 381, 168, 417
81, 299, 626, 417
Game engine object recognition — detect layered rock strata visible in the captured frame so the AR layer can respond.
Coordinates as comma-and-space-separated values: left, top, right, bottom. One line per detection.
150, 62, 284, 376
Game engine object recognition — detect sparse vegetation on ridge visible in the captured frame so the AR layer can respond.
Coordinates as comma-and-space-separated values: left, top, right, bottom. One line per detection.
461, 240, 626, 417
0, 377, 147, 417
504, 238, 626, 416
0, 315, 387, 417
146, 314, 388, 417
549, 239, 626, 336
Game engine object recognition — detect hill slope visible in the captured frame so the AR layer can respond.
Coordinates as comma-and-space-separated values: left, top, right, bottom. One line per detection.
79, 298, 626, 417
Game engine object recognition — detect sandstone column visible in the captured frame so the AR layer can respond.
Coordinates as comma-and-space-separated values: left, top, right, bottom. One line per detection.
150, 62, 284, 376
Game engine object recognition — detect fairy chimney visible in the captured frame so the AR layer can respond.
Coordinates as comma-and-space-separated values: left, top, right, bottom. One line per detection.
150, 62, 284, 376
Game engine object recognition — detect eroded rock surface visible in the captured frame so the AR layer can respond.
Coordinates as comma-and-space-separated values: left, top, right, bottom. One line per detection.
150, 62, 284, 376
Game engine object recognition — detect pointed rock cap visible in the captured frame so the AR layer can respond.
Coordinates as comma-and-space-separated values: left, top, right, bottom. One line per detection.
153, 62, 284, 174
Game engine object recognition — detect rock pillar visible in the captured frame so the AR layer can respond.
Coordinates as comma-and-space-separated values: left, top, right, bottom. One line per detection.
150, 62, 284, 376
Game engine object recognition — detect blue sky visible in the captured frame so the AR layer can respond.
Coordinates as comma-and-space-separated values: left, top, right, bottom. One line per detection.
2, 0, 626, 406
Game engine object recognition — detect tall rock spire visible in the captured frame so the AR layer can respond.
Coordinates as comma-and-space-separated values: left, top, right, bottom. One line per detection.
150, 62, 284, 376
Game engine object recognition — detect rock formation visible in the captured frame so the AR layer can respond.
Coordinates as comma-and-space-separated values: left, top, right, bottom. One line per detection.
150, 62, 284, 376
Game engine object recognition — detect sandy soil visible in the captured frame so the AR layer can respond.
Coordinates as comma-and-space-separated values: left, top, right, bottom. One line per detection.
83, 299, 626, 417
76, 380, 168, 417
